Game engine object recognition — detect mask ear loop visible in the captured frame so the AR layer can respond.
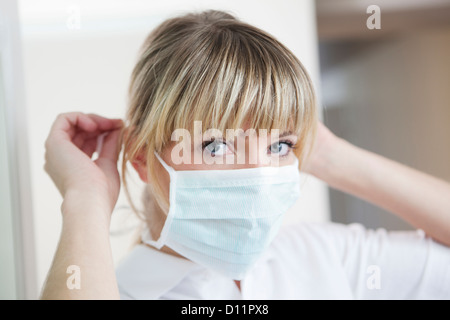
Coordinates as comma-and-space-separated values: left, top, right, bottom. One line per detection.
154, 152, 175, 174
141, 151, 178, 249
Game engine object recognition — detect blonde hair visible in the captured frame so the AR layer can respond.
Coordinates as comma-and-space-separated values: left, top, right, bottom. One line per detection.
120, 9, 318, 219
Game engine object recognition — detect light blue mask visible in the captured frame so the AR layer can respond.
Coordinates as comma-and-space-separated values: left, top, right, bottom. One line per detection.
142, 152, 301, 280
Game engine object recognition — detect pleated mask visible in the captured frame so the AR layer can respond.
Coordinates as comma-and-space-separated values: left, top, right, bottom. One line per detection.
142, 151, 301, 280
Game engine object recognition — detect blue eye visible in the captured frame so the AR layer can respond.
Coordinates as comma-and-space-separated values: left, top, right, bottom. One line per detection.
269, 141, 293, 157
203, 140, 230, 157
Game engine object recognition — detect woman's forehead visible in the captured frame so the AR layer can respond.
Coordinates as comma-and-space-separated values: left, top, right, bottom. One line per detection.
191, 124, 297, 139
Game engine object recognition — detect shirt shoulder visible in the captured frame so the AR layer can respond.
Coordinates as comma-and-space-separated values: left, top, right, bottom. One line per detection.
270, 222, 450, 299
269, 221, 363, 262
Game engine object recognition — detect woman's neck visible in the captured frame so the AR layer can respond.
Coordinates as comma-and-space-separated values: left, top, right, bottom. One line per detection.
142, 185, 184, 258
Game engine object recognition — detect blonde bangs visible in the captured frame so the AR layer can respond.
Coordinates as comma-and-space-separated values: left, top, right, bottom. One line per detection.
149, 22, 315, 147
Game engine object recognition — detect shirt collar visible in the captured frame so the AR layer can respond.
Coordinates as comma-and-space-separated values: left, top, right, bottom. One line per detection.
115, 244, 199, 300
115, 241, 278, 300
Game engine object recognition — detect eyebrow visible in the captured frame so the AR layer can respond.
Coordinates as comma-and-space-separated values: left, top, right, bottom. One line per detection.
203, 130, 297, 142
234, 130, 296, 137
279, 131, 294, 138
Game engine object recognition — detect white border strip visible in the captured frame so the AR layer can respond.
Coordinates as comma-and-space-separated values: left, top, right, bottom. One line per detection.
0, 0, 37, 299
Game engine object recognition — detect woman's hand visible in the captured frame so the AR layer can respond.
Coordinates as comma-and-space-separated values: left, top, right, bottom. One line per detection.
301, 121, 339, 178
44, 112, 124, 216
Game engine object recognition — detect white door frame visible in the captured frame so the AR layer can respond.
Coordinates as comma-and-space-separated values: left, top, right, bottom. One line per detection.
0, 0, 37, 299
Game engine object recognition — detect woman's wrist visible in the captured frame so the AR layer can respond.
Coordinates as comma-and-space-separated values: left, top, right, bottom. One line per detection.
306, 130, 351, 181
61, 188, 113, 227
311, 135, 371, 192
43, 188, 118, 300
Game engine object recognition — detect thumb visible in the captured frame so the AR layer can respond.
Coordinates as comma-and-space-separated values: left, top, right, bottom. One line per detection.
98, 128, 123, 163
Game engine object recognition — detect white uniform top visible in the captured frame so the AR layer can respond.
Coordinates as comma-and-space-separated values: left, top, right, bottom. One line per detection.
115, 222, 450, 299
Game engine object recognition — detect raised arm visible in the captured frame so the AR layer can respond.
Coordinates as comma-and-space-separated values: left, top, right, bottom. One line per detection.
41, 112, 123, 299
303, 122, 450, 246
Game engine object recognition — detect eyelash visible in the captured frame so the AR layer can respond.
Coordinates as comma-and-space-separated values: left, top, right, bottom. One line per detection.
201, 138, 220, 150
277, 139, 296, 157
201, 139, 296, 157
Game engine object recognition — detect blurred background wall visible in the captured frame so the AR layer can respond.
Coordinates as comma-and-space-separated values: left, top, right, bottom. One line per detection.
16, 0, 326, 299
316, 0, 450, 230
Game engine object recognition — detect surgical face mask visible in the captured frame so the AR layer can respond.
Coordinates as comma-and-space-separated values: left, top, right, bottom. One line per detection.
142, 151, 301, 280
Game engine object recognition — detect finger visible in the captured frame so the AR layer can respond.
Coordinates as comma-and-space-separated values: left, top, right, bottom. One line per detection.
81, 137, 98, 158
98, 128, 123, 163
72, 128, 104, 148
72, 131, 87, 149
50, 112, 99, 142
86, 113, 124, 131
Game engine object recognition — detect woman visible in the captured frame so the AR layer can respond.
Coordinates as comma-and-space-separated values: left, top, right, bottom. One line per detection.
41, 10, 450, 299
